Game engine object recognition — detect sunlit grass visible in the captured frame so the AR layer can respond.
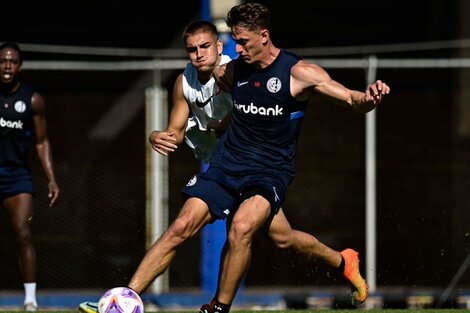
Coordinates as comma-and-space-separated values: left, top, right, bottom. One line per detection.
0, 309, 470, 313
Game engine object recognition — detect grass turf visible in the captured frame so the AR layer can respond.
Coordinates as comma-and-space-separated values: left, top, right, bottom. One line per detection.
0, 309, 469, 313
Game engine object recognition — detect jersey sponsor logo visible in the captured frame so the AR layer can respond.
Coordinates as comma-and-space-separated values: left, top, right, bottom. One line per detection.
234, 101, 284, 116
267, 77, 282, 93
14, 101, 26, 113
236, 81, 249, 87
0, 117, 23, 129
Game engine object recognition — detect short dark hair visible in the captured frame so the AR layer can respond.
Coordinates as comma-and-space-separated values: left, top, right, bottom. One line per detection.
226, 2, 271, 32
182, 20, 218, 43
0, 42, 23, 64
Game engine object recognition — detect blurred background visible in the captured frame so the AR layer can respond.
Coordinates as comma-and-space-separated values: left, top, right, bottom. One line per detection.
1, 0, 470, 309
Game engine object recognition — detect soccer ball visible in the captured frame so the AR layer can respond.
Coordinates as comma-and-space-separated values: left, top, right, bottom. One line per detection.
98, 287, 144, 313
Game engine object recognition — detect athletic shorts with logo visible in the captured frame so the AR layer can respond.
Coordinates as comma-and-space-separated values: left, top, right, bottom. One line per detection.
181, 167, 287, 219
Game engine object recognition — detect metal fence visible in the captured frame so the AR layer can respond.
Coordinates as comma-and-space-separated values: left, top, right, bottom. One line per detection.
1, 56, 470, 303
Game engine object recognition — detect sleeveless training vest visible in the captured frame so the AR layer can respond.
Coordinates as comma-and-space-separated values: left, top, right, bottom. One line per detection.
0, 84, 34, 167
210, 50, 308, 185
182, 54, 233, 162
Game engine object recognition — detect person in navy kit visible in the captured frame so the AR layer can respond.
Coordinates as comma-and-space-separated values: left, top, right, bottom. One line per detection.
0, 42, 60, 311
194, 2, 390, 313
119, 1, 389, 310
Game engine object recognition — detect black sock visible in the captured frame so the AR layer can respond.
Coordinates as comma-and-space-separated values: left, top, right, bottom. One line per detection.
214, 300, 231, 313
338, 256, 345, 274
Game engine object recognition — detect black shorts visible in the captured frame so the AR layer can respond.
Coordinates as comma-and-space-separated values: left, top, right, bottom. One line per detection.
181, 167, 287, 219
0, 165, 34, 201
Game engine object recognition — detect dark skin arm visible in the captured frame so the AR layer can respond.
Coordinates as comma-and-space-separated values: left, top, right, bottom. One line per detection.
31, 92, 59, 206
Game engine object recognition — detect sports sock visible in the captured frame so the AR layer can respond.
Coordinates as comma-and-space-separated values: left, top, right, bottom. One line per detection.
214, 299, 231, 313
337, 256, 345, 273
24, 282, 37, 305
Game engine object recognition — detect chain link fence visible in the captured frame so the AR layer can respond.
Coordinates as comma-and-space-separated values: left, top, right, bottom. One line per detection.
1, 60, 469, 298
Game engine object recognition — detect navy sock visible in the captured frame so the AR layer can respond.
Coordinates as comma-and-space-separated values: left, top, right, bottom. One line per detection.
214, 299, 231, 313
338, 256, 345, 273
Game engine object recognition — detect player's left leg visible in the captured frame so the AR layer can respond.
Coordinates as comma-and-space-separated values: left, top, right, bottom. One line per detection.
266, 207, 342, 266
267, 208, 368, 304
341, 248, 368, 305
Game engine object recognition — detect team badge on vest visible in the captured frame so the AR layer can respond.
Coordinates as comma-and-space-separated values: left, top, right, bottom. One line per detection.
14, 101, 26, 113
267, 77, 281, 93
186, 175, 197, 186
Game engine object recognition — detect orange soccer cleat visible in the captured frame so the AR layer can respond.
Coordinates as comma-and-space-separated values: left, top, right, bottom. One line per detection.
340, 248, 369, 305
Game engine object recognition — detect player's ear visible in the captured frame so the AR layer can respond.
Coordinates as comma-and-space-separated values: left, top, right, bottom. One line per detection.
260, 29, 269, 45
217, 39, 223, 55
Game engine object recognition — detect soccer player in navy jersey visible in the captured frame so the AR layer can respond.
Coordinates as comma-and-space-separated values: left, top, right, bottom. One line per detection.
0, 42, 60, 311
197, 2, 389, 312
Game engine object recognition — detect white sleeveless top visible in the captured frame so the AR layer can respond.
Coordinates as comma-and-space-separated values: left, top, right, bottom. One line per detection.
182, 54, 233, 162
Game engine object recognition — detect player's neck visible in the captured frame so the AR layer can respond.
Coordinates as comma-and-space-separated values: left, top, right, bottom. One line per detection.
198, 72, 212, 85
256, 45, 280, 70
0, 80, 20, 95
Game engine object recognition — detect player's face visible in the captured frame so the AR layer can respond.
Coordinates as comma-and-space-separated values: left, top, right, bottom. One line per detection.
185, 32, 221, 74
0, 48, 22, 84
232, 26, 266, 66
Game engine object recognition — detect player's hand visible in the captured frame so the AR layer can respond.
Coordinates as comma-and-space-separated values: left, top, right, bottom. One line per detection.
213, 64, 230, 92
48, 181, 59, 207
207, 120, 226, 138
365, 80, 390, 105
149, 130, 178, 156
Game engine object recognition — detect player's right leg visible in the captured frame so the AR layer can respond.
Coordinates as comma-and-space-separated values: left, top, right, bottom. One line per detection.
211, 194, 272, 312
199, 298, 232, 313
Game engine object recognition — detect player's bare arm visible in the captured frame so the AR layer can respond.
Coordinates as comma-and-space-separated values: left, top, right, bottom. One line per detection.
31, 92, 59, 206
149, 73, 190, 156
291, 61, 390, 113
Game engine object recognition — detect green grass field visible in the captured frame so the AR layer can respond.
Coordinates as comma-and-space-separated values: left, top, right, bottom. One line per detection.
0, 309, 470, 313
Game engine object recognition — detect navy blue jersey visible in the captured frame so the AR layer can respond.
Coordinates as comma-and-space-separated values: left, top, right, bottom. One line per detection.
209, 50, 307, 188
0, 84, 34, 167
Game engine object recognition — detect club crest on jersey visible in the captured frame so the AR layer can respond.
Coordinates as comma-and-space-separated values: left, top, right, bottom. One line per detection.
266, 77, 281, 93
186, 175, 197, 186
14, 101, 26, 113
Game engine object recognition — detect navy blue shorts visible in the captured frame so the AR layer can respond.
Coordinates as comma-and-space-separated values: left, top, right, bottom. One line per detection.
0, 165, 34, 201
181, 167, 287, 220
